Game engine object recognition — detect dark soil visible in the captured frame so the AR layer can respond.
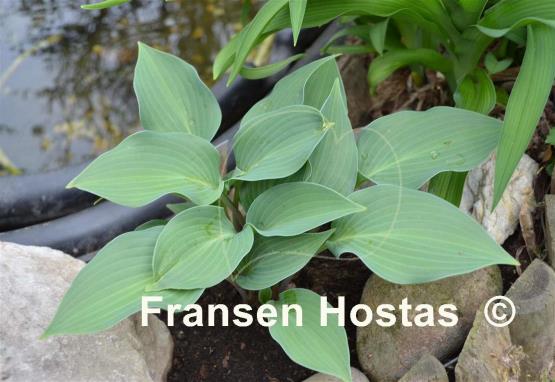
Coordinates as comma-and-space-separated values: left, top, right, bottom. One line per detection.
164, 253, 370, 382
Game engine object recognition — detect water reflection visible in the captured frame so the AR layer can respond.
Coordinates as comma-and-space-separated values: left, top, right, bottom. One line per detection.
0, 0, 244, 174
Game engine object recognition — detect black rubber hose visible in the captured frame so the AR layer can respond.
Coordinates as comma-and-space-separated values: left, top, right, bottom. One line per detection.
0, 23, 342, 255
0, 26, 324, 231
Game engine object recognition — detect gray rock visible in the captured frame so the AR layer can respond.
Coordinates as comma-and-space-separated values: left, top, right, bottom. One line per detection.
455, 302, 523, 381
506, 259, 555, 381
302, 367, 369, 382
398, 354, 448, 382
460, 153, 538, 245
356, 267, 502, 381
544, 194, 555, 268
0, 241, 173, 382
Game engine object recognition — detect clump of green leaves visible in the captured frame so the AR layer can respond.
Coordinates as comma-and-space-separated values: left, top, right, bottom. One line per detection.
45, 43, 517, 381
213, 0, 555, 208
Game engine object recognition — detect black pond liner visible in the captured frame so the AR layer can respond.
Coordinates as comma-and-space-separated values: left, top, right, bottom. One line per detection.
0, 24, 341, 256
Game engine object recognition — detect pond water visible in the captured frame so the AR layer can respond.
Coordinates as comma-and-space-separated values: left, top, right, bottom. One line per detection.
0, 0, 244, 175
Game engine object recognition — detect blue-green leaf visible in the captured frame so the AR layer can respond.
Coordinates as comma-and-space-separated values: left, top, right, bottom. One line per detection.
233, 105, 327, 181
269, 289, 351, 382
306, 79, 358, 195
68, 131, 223, 207
234, 230, 332, 290
44, 227, 203, 336
327, 185, 518, 284
151, 206, 254, 290
246, 182, 365, 237
357, 107, 501, 189
134, 42, 221, 140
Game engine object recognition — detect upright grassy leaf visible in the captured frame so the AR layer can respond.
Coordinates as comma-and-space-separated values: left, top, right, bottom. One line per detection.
134, 43, 221, 140
289, 0, 308, 46
493, 24, 555, 207
228, 0, 290, 84
44, 227, 204, 336
428, 171, 468, 206
484, 52, 513, 75
369, 19, 389, 55
327, 185, 518, 284
233, 105, 328, 181
306, 80, 358, 195
367, 48, 453, 90
454, 68, 496, 114
234, 231, 333, 290
151, 206, 254, 291
68, 131, 223, 207
477, 0, 555, 37
247, 182, 365, 237
357, 107, 501, 189
269, 289, 351, 382
239, 54, 305, 79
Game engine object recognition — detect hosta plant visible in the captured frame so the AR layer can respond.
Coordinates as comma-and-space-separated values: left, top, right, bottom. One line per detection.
44, 43, 518, 381
212, 0, 555, 208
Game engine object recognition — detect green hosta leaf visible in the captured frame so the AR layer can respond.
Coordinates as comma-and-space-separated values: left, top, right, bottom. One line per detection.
306, 79, 357, 195
151, 206, 254, 290
357, 106, 501, 189
241, 56, 344, 125
289, 0, 308, 46
228, 0, 290, 84
454, 68, 496, 114
484, 52, 513, 74
367, 48, 453, 90
239, 54, 304, 80
246, 182, 365, 237
327, 185, 518, 284
43, 227, 203, 336
134, 42, 221, 140
233, 105, 327, 181
234, 230, 333, 290
494, 24, 555, 207
81, 0, 129, 9
477, 0, 555, 37
239, 164, 310, 211
269, 289, 351, 382
68, 131, 223, 207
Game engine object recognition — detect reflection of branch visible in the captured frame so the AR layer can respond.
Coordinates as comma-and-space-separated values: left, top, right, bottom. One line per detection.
0, 35, 62, 89
0, 148, 22, 175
